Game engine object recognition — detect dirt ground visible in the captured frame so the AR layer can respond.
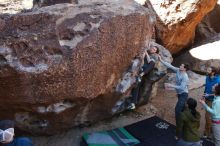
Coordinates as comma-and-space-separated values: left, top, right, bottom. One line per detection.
32, 85, 206, 146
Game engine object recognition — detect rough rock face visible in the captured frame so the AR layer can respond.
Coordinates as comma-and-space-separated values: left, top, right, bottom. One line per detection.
145, 0, 217, 54
195, 2, 220, 42
33, 0, 78, 8
173, 34, 220, 73
0, 1, 155, 134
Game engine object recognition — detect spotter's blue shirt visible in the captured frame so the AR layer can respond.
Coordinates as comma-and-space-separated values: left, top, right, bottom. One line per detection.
204, 75, 220, 101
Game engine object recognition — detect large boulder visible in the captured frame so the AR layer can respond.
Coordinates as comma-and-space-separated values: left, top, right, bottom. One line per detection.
0, 1, 155, 134
144, 0, 217, 54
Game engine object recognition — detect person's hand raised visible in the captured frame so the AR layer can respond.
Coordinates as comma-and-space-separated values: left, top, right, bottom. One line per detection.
199, 98, 206, 105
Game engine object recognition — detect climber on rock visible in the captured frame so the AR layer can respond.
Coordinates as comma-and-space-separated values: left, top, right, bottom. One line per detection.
127, 45, 161, 110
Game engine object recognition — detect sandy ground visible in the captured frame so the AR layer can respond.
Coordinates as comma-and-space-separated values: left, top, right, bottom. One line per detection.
32, 85, 206, 146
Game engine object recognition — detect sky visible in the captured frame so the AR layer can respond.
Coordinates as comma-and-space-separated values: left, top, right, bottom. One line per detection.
134, 0, 146, 5
190, 41, 220, 60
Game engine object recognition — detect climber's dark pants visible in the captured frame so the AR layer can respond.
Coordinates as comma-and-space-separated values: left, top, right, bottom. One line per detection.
131, 61, 155, 104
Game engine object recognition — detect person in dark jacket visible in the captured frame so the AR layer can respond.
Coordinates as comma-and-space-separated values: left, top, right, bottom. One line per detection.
176, 98, 201, 146
203, 66, 220, 138
127, 46, 160, 109
0, 120, 33, 146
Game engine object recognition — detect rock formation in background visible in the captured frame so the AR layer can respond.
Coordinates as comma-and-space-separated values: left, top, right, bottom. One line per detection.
0, 0, 156, 134
173, 34, 220, 73
195, 2, 220, 43
144, 0, 217, 54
